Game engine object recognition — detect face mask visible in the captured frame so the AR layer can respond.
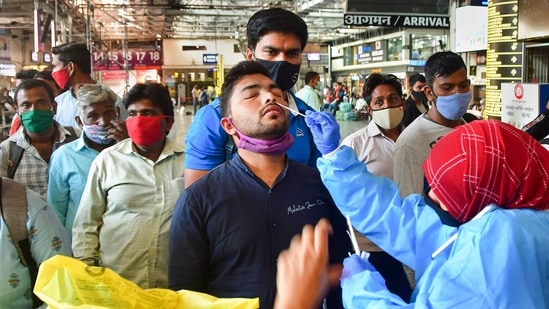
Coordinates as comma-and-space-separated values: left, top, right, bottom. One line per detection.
435, 91, 472, 120
226, 117, 294, 155
411, 90, 427, 102
371, 106, 404, 130
51, 67, 70, 90
126, 115, 168, 147
254, 59, 300, 91
20, 109, 54, 133
83, 124, 113, 145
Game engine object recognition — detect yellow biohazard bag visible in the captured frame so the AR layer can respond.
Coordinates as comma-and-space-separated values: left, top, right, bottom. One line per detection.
34, 255, 259, 309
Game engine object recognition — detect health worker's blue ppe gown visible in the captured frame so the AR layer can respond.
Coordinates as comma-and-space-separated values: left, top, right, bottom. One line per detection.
318, 146, 549, 308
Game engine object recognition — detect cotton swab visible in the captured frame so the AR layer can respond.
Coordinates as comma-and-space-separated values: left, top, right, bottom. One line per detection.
274, 102, 306, 117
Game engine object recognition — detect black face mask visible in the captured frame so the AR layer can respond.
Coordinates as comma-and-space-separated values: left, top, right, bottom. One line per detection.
423, 189, 461, 227
255, 59, 300, 91
412, 90, 427, 103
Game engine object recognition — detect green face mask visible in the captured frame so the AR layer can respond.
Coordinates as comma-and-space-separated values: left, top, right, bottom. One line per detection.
20, 110, 54, 133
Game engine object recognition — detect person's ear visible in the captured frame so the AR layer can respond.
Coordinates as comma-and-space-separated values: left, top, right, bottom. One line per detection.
400, 98, 406, 111
52, 101, 58, 116
116, 106, 120, 119
366, 105, 373, 116
165, 116, 175, 133
75, 116, 84, 128
424, 87, 435, 102
245, 48, 254, 61
220, 117, 237, 135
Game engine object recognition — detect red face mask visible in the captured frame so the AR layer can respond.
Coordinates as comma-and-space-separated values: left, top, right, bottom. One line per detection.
51, 68, 70, 89
126, 115, 169, 146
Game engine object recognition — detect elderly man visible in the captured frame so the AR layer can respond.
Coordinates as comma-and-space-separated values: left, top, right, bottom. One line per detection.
0, 79, 75, 197
169, 61, 351, 309
72, 83, 184, 289
184, 8, 321, 188
48, 84, 127, 237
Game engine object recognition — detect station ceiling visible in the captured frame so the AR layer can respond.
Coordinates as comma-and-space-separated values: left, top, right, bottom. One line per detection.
0, 0, 359, 47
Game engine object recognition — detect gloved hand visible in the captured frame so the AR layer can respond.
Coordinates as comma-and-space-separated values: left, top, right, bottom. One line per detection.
341, 252, 374, 280
304, 110, 341, 155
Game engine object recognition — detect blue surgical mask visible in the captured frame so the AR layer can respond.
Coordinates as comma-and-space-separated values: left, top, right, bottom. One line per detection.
435, 91, 472, 120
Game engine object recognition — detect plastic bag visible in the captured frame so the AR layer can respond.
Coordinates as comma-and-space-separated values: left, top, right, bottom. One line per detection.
34, 255, 259, 309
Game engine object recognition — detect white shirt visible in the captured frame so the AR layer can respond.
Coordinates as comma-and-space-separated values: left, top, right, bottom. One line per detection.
340, 120, 398, 251
295, 85, 321, 110
340, 121, 397, 181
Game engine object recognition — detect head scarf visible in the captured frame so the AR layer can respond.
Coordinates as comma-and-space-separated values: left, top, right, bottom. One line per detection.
423, 120, 549, 223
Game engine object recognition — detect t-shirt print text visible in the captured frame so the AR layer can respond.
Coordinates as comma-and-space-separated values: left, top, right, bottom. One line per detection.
287, 199, 325, 215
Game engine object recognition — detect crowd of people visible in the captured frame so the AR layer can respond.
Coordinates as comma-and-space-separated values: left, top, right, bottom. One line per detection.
1, 6, 549, 309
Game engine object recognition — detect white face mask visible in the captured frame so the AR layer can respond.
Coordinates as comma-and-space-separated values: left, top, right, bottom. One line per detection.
371, 106, 404, 129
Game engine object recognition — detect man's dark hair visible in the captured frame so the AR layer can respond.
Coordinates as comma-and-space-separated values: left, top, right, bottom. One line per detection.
304, 71, 319, 85
52, 42, 92, 75
246, 8, 308, 52
424, 51, 467, 89
33, 70, 55, 82
15, 69, 39, 80
14, 79, 55, 106
408, 73, 426, 88
220, 61, 271, 117
124, 83, 174, 117
362, 73, 403, 106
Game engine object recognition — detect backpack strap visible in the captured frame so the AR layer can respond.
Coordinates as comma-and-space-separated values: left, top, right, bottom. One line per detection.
7, 141, 24, 179
0, 177, 42, 307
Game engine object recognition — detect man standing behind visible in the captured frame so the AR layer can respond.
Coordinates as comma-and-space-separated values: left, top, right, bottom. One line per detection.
191, 84, 200, 115
394, 51, 472, 197
339, 73, 411, 301
401, 73, 429, 127
72, 83, 184, 289
0, 79, 74, 197
184, 8, 320, 188
169, 61, 351, 309
48, 84, 127, 237
296, 71, 321, 110
51, 42, 126, 128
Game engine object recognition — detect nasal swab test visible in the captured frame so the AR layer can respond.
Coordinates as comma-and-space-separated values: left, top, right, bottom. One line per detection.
274, 102, 306, 117
346, 215, 361, 256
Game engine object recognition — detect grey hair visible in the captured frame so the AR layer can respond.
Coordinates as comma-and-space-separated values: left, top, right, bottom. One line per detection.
75, 84, 117, 117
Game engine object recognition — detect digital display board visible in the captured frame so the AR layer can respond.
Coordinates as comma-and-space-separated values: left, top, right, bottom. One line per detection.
345, 0, 449, 14
344, 0, 450, 29
92, 50, 162, 70
484, 0, 523, 119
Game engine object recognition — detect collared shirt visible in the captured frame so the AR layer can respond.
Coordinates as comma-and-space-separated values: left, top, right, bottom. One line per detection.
184, 92, 321, 171
169, 155, 351, 309
48, 133, 104, 237
340, 121, 399, 252
318, 146, 549, 308
0, 122, 73, 198
0, 189, 72, 308
72, 137, 185, 289
295, 85, 321, 111
340, 121, 397, 180
394, 114, 454, 197
54, 89, 127, 128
